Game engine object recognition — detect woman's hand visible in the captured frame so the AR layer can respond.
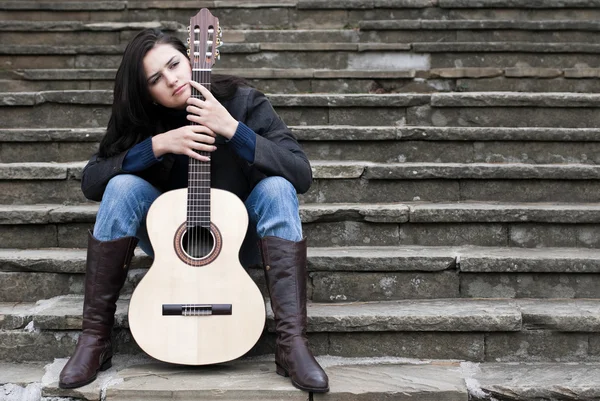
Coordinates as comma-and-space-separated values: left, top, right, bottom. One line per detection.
186, 80, 239, 140
152, 124, 216, 162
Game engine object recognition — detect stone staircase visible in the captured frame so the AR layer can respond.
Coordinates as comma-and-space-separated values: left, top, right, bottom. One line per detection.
2, 1, 600, 400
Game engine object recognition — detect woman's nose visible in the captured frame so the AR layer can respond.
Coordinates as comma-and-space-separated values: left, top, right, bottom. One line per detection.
164, 71, 178, 86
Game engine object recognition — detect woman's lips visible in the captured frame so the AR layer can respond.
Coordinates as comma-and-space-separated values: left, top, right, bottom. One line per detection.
173, 84, 187, 96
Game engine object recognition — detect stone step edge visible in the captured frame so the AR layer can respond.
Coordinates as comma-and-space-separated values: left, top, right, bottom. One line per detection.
2, 126, 600, 142
4, 358, 600, 401
4, 296, 600, 333
3, 244, 600, 274
7, 67, 600, 81
5, 42, 600, 54
5, 90, 600, 108
6, 20, 600, 32
4, 202, 600, 226
2, 0, 600, 10
5, 161, 600, 181
360, 19, 600, 31
3, 358, 600, 401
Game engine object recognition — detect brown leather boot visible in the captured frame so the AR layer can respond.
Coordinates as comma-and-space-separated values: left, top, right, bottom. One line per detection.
260, 236, 329, 393
59, 230, 138, 389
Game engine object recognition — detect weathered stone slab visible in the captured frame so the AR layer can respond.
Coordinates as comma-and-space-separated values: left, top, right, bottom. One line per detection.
301, 203, 409, 223
308, 246, 455, 272
328, 332, 485, 360
461, 273, 600, 298
304, 179, 460, 203
304, 221, 400, 247
471, 362, 600, 401
0, 224, 57, 248
516, 299, 600, 332
410, 105, 600, 128
105, 360, 307, 401
459, 247, 600, 273
473, 141, 600, 164
458, 77, 600, 93
0, 204, 54, 224
366, 163, 600, 180
0, 272, 84, 302
410, 203, 600, 223
485, 331, 591, 362
415, 42, 600, 53
303, 140, 473, 163
509, 223, 579, 248
439, 0, 600, 7
311, 271, 460, 302
0, 163, 66, 180
313, 363, 468, 401
398, 223, 508, 247
459, 180, 600, 203
306, 299, 521, 332
432, 92, 600, 108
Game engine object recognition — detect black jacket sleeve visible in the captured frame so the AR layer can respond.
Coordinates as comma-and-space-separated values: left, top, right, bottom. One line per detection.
243, 89, 313, 194
80, 151, 129, 201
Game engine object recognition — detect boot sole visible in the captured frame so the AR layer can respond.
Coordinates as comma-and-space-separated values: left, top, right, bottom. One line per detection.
58, 358, 112, 389
276, 363, 330, 393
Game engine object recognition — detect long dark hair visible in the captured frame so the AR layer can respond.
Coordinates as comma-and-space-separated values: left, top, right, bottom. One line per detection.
98, 28, 248, 158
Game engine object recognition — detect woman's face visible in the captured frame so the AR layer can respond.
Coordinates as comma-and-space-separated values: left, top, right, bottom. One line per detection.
143, 43, 192, 109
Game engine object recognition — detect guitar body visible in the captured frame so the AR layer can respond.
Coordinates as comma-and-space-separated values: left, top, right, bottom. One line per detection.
128, 188, 266, 365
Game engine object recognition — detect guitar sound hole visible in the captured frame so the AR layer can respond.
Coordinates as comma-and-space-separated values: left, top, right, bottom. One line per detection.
181, 226, 215, 259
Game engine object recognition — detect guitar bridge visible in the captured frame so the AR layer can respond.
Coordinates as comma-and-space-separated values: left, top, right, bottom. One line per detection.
162, 304, 232, 316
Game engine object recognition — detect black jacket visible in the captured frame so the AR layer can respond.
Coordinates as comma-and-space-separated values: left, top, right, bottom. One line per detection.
81, 86, 312, 202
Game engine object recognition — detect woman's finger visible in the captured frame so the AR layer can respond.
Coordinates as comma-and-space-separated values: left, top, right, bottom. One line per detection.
192, 80, 214, 100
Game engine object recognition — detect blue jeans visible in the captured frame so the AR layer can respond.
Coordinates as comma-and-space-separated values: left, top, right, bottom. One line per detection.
93, 174, 303, 257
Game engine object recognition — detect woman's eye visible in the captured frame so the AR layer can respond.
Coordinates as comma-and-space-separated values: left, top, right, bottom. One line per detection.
170, 62, 179, 69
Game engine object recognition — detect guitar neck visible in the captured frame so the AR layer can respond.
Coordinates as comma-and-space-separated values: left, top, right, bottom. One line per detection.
187, 69, 211, 228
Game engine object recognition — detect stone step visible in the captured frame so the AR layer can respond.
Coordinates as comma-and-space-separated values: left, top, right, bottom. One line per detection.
0, 20, 181, 46
3, 358, 600, 401
6, 202, 600, 251
4, 91, 600, 128
2, 245, 600, 302
5, 21, 600, 48
1, 296, 599, 364
7, 67, 600, 93
3, 124, 600, 163
2, 0, 600, 26
3, 160, 600, 204
4, 41, 600, 71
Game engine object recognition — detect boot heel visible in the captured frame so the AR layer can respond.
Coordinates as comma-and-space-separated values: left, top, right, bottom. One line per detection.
275, 364, 289, 377
100, 358, 112, 371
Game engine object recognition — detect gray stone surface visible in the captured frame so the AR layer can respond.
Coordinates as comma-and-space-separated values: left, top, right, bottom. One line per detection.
459, 246, 600, 273
461, 273, 600, 298
409, 202, 600, 223
308, 246, 456, 272
311, 271, 460, 301
470, 362, 600, 400
328, 332, 485, 360
312, 363, 467, 401
485, 331, 591, 362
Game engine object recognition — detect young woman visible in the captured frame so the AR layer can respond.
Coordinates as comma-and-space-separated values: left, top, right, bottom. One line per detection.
58, 28, 329, 393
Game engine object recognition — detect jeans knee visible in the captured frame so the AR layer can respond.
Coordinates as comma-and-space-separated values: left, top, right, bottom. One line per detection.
255, 176, 298, 207
96, 175, 159, 238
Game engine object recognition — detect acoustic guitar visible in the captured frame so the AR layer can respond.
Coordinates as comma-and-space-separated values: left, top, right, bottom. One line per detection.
128, 8, 266, 365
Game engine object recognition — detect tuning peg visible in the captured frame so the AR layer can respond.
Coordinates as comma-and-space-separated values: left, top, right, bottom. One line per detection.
216, 38, 223, 47
218, 26, 223, 37
187, 49, 190, 56
187, 26, 190, 32
215, 49, 220, 60
187, 38, 190, 44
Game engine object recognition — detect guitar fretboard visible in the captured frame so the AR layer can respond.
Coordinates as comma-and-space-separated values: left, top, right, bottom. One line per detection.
187, 69, 211, 228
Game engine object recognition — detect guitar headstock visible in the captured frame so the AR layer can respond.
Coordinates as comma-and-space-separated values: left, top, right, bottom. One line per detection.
187, 8, 223, 70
